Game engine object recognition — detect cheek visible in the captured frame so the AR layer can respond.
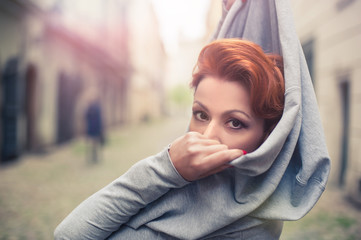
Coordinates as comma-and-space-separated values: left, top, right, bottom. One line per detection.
188, 119, 202, 133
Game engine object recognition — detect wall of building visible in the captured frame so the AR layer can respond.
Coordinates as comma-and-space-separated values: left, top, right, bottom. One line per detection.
127, 0, 166, 123
0, 1, 29, 161
0, 0, 166, 162
291, 0, 361, 204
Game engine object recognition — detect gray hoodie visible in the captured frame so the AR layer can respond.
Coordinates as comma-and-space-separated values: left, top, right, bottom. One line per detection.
54, 0, 330, 239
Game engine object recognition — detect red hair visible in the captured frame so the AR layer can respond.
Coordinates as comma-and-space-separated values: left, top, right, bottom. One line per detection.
191, 39, 285, 132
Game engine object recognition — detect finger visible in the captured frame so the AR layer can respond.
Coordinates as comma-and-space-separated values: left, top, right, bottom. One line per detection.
195, 143, 228, 153
186, 143, 228, 159
197, 138, 222, 146
186, 132, 221, 145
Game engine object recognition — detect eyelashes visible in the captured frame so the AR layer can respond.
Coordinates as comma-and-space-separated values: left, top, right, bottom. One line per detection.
192, 110, 247, 130
193, 111, 209, 121
225, 119, 245, 129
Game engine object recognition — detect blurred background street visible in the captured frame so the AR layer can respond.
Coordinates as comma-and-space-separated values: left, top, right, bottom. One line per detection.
1, 0, 361, 239
0, 114, 191, 240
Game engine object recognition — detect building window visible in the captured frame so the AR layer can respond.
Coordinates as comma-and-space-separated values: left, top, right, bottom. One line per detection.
336, 0, 355, 11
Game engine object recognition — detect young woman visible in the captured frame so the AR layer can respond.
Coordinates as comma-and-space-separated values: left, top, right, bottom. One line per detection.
55, 39, 287, 240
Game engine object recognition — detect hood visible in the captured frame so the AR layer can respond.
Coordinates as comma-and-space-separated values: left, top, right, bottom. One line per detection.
215, 0, 331, 219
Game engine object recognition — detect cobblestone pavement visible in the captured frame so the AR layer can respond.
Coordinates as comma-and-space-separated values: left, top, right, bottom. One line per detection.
281, 185, 361, 240
0, 116, 360, 240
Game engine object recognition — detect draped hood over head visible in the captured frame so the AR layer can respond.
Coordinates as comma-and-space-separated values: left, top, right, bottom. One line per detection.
213, 0, 331, 216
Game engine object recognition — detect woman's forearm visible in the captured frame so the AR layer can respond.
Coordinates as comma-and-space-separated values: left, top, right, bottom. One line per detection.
54, 149, 189, 240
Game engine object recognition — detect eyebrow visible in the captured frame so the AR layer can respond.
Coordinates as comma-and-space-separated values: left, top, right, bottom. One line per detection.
193, 100, 251, 120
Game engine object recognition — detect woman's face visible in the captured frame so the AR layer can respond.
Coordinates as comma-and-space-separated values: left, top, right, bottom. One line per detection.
189, 76, 266, 153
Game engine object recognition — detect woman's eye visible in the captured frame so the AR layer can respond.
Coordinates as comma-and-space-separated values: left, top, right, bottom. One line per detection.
194, 111, 209, 121
226, 119, 244, 129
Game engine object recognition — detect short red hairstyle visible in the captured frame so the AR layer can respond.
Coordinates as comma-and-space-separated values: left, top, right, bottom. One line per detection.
191, 39, 285, 132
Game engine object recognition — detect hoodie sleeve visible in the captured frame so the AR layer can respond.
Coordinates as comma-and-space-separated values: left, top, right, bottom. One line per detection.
54, 148, 189, 240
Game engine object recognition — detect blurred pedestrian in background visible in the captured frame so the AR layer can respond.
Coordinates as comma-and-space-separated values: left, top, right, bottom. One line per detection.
85, 98, 104, 164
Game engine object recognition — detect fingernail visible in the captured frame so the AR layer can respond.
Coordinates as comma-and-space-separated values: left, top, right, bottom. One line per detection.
242, 150, 247, 155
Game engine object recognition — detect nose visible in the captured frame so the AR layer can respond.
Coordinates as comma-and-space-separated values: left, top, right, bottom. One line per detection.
203, 120, 221, 141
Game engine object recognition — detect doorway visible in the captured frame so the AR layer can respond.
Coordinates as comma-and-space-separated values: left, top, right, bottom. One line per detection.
339, 80, 350, 186
1, 57, 20, 162
25, 64, 37, 151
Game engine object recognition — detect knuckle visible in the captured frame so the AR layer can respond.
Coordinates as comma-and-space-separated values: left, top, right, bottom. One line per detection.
186, 146, 196, 155
186, 131, 197, 138
187, 145, 202, 157
190, 160, 204, 171
184, 132, 193, 139
186, 135, 199, 146
185, 132, 195, 142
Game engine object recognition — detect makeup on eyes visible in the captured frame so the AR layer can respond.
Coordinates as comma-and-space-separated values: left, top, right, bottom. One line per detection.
225, 117, 248, 130
192, 103, 250, 130
193, 110, 209, 121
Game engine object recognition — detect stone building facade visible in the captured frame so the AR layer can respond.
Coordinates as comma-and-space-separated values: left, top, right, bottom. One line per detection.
291, 0, 361, 205
0, 0, 166, 163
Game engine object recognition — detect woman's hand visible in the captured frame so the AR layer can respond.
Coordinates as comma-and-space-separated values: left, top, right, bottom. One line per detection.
169, 132, 244, 181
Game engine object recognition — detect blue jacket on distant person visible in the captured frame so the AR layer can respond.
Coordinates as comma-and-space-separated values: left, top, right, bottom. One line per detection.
85, 101, 103, 139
